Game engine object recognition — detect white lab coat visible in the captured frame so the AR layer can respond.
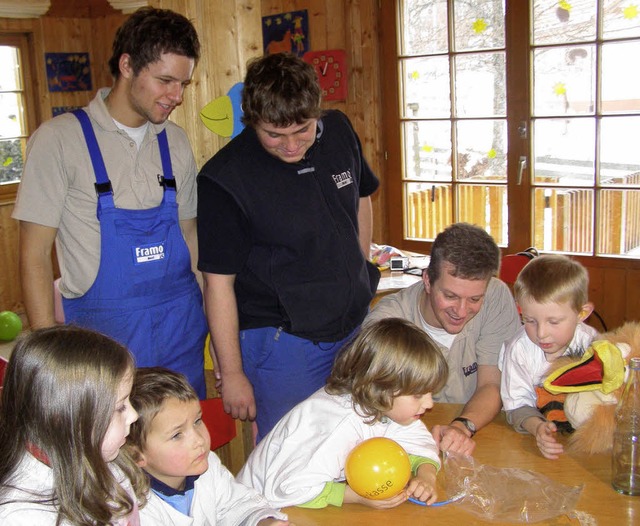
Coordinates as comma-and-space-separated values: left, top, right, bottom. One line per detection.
237, 387, 440, 508
140, 452, 287, 526
0, 453, 138, 526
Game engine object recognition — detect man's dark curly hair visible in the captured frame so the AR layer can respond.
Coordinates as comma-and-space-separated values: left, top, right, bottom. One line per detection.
241, 52, 322, 128
108, 7, 200, 79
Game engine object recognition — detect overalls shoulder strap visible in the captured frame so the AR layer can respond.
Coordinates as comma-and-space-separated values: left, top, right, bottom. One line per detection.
155, 128, 177, 204
72, 109, 114, 213
72, 109, 176, 212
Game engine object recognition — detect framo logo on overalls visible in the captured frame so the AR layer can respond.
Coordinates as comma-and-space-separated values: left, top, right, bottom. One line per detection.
133, 241, 166, 264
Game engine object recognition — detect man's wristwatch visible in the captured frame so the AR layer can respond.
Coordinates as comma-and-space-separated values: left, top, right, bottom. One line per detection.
451, 417, 476, 437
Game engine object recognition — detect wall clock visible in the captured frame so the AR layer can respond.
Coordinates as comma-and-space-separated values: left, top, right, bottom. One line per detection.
302, 49, 348, 102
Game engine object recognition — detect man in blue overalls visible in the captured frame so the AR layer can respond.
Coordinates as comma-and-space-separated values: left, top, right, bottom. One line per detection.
13, 8, 207, 397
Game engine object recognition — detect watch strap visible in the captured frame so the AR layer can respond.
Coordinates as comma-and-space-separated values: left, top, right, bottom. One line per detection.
451, 417, 476, 437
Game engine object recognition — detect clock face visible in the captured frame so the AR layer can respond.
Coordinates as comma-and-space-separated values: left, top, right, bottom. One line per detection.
302, 49, 348, 102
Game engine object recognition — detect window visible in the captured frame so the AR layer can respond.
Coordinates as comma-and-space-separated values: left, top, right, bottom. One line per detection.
531, 0, 640, 256
0, 33, 35, 200
396, 0, 508, 245
382, 0, 640, 258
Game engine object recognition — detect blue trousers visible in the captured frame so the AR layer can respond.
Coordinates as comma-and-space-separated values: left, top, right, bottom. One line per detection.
240, 326, 358, 441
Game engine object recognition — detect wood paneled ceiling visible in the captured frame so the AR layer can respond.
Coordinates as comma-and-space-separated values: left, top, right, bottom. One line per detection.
46, 0, 120, 18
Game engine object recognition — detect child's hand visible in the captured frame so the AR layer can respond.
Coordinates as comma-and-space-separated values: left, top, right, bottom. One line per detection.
406, 464, 438, 505
344, 484, 408, 509
535, 420, 564, 460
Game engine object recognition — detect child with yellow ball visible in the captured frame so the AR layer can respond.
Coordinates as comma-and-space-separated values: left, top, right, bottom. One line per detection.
237, 318, 451, 509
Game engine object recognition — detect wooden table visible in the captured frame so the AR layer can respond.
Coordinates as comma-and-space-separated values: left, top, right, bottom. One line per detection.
284, 404, 639, 526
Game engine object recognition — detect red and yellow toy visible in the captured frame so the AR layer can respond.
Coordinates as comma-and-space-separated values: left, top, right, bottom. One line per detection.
540, 321, 640, 454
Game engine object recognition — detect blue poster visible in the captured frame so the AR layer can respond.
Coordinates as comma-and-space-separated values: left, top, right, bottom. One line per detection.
45, 52, 92, 92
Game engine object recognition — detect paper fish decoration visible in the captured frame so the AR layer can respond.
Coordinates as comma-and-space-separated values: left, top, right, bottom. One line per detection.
200, 82, 244, 138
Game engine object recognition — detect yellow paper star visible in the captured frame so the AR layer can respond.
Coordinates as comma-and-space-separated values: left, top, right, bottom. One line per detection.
553, 82, 567, 96
623, 4, 639, 19
487, 149, 497, 159
410, 71, 420, 81
472, 18, 487, 34
421, 144, 434, 153
559, 1, 572, 11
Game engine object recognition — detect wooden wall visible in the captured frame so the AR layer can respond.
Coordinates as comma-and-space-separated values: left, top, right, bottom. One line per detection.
150, 0, 263, 170
0, 204, 20, 312
580, 258, 640, 334
0, 9, 127, 317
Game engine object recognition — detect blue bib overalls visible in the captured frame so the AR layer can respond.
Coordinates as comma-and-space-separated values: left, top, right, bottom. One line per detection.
62, 110, 207, 398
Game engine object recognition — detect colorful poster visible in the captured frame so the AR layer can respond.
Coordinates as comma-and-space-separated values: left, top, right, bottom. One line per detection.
262, 10, 309, 57
45, 52, 92, 92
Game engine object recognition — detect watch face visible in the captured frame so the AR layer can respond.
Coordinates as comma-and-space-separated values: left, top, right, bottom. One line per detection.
302, 49, 348, 101
454, 417, 476, 435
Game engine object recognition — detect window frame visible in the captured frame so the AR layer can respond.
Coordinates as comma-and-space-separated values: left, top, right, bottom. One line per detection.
0, 31, 38, 203
379, 0, 640, 266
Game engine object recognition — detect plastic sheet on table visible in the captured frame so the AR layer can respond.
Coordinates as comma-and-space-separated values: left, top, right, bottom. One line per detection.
443, 451, 586, 523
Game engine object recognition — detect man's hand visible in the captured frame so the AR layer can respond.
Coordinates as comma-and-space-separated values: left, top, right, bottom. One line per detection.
432, 424, 476, 456
220, 371, 256, 421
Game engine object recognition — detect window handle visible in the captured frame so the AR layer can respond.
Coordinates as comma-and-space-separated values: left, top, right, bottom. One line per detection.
518, 121, 528, 139
517, 155, 527, 185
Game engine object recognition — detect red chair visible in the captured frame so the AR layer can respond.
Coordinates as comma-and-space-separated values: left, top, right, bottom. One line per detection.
499, 248, 608, 331
200, 398, 236, 450
499, 247, 538, 287
0, 355, 8, 389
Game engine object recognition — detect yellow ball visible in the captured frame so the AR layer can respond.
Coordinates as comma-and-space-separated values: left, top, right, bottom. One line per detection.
345, 437, 411, 500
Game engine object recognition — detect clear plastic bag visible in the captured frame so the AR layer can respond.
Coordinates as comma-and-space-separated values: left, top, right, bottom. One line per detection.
443, 452, 584, 523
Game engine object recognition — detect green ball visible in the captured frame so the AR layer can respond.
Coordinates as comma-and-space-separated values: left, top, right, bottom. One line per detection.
0, 311, 22, 341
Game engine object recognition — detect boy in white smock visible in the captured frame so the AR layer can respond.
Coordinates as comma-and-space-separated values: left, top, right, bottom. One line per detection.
126, 367, 289, 526
500, 255, 598, 459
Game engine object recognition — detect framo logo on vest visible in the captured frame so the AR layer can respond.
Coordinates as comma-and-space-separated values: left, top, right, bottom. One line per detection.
133, 241, 166, 264
332, 170, 353, 189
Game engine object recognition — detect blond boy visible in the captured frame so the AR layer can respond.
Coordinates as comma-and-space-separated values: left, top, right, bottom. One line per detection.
499, 255, 598, 459
126, 367, 289, 525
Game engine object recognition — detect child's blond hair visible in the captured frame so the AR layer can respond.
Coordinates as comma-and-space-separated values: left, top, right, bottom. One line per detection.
514, 254, 589, 312
326, 318, 448, 422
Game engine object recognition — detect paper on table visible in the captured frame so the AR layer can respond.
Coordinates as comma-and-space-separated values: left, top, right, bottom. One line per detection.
377, 273, 422, 291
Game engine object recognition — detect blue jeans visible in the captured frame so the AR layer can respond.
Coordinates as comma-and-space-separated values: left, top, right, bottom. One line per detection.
240, 326, 358, 441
